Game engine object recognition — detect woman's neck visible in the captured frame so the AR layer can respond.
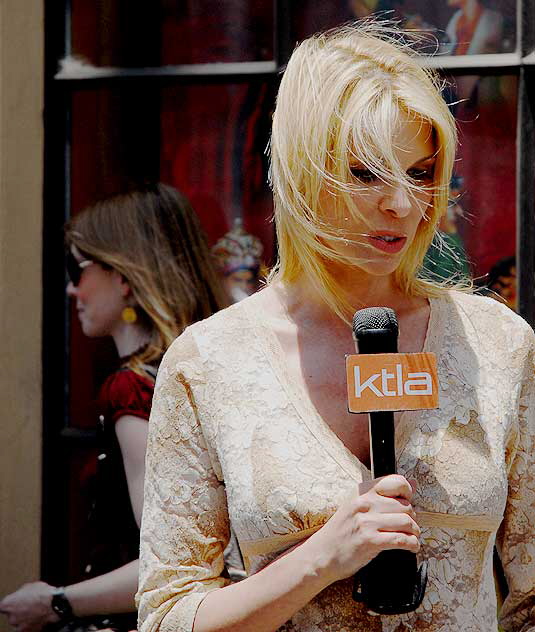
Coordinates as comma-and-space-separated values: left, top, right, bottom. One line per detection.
112, 322, 151, 359
269, 272, 430, 356
277, 271, 415, 327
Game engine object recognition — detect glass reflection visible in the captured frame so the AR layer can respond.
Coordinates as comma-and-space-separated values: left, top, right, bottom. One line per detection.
291, 0, 516, 55
160, 82, 275, 264
424, 74, 517, 310
71, 0, 274, 67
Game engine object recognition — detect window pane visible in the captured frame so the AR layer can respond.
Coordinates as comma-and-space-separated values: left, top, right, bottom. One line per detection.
160, 83, 275, 303
291, 1, 516, 55
160, 82, 275, 262
424, 74, 518, 310
70, 1, 274, 67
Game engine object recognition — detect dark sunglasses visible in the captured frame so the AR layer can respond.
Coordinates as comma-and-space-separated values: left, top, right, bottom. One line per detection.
66, 251, 95, 286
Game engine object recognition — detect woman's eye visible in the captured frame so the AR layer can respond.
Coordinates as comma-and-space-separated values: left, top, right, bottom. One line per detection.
408, 168, 434, 182
350, 168, 378, 183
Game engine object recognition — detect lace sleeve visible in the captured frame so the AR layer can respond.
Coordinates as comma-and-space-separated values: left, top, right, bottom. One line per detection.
136, 331, 231, 632
498, 330, 535, 632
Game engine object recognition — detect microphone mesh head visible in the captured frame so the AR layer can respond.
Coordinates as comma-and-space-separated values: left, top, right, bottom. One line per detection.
352, 307, 398, 336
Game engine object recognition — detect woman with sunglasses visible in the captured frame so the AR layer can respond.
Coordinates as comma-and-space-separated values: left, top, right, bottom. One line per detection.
0, 183, 227, 632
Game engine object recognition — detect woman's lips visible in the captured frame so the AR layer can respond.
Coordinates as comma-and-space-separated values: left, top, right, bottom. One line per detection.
365, 233, 407, 254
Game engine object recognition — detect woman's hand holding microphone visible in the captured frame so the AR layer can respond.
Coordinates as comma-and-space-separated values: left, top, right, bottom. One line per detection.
302, 474, 421, 587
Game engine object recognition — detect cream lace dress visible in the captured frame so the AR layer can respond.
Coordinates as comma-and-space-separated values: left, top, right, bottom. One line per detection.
137, 290, 535, 631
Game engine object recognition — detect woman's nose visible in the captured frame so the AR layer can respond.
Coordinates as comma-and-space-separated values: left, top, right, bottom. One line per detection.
66, 281, 77, 297
379, 184, 412, 218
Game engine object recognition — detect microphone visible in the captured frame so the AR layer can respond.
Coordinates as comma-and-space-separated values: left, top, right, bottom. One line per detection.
351, 306, 427, 615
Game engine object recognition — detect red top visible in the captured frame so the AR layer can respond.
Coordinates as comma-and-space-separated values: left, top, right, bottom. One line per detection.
98, 368, 155, 424
87, 367, 156, 580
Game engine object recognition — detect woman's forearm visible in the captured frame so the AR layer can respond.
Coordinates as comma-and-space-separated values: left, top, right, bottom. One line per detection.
193, 537, 333, 632
65, 559, 139, 617
192, 476, 420, 632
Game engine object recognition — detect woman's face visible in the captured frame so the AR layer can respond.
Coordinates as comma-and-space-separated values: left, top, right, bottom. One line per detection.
320, 118, 436, 280
66, 245, 129, 338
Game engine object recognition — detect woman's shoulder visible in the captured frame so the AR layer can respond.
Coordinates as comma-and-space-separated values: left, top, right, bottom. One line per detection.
102, 366, 154, 391
163, 291, 264, 365
438, 289, 535, 347
99, 368, 155, 422
193, 290, 264, 333
442, 288, 523, 318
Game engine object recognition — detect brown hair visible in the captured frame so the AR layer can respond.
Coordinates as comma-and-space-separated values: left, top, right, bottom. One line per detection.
65, 183, 228, 377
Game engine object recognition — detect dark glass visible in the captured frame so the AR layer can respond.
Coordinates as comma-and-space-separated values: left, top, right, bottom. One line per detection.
70, 0, 274, 68
290, 1, 517, 55
65, 251, 85, 286
160, 82, 275, 260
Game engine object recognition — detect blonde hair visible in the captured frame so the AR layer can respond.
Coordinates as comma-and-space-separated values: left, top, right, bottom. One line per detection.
65, 183, 228, 378
269, 20, 459, 321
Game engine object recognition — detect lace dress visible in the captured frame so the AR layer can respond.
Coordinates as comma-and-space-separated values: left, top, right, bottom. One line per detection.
137, 290, 535, 631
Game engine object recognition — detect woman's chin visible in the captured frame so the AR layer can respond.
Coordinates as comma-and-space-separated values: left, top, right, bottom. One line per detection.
79, 319, 101, 338
80, 325, 94, 337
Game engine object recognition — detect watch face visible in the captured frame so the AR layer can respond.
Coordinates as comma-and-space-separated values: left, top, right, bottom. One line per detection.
52, 591, 73, 620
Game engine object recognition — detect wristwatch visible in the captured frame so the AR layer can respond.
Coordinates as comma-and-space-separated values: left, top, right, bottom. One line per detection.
51, 587, 74, 622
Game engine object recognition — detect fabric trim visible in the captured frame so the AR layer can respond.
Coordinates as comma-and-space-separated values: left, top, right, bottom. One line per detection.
240, 511, 502, 569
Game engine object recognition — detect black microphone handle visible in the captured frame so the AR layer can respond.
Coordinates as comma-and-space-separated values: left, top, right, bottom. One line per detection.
368, 410, 396, 478
353, 406, 424, 614
352, 315, 427, 615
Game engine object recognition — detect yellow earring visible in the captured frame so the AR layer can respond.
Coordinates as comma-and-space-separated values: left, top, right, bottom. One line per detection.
121, 306, 137, 324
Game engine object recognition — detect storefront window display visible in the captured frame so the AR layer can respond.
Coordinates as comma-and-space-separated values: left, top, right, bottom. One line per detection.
454, 74, 517, 301
67, 79, 275, 432
212, 219, 265, 302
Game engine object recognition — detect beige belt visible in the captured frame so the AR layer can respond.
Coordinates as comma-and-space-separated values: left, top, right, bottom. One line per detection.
240, 512, 501, 570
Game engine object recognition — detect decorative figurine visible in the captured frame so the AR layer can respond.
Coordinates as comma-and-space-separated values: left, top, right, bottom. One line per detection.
212, 218, 264, 302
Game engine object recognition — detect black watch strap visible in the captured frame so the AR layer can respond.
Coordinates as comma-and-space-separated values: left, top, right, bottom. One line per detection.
51, 587, 74, 622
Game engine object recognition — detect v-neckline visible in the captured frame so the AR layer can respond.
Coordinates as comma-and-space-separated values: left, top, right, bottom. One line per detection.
242, 294, 445, 481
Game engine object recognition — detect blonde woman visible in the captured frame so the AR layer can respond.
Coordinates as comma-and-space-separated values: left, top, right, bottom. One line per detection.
137, 23, 535, 632
0, 184, 227, 632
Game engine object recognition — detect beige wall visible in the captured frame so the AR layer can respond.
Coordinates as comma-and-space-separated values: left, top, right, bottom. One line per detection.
0, 0, 44, 621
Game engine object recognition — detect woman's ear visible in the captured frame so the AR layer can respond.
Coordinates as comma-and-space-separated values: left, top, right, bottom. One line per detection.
112, 269, 132, 298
